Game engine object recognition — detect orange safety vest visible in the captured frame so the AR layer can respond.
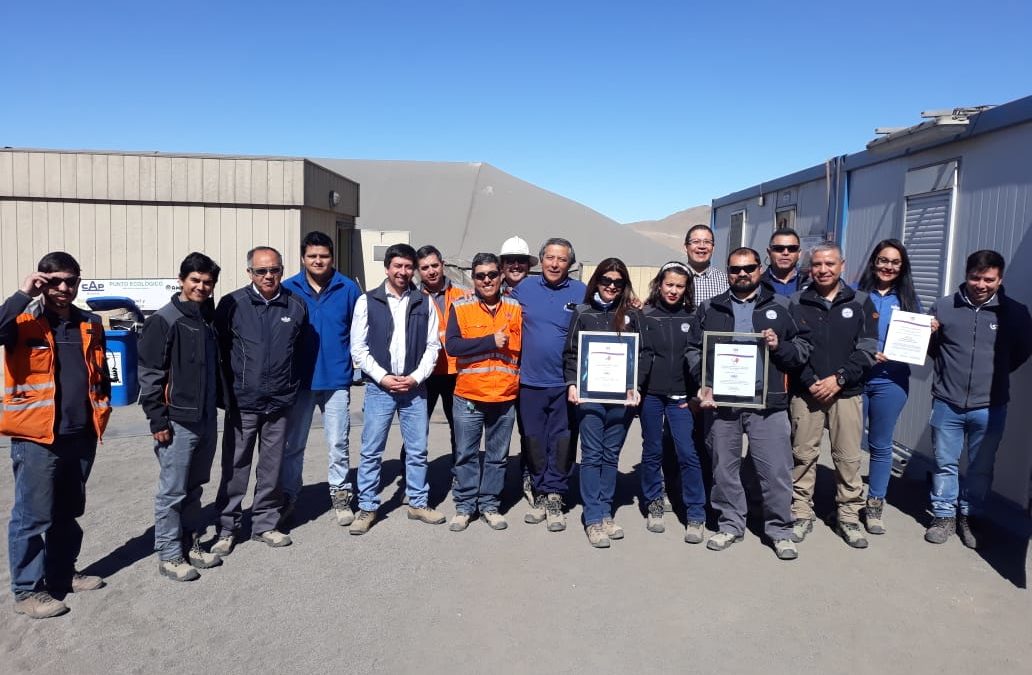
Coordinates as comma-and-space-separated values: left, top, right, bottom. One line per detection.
0, 302, 111, 443
451, 296, 522, 403
426, 281, 467, 376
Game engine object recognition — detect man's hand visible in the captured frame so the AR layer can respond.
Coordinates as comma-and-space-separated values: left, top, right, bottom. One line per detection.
762, 328, 779, 351
930, 318, 940, 333
809, 375, 841, 403
567, 384, 580, 405
696, 386, 718, 409
875, 352, 888, 363
153, 428, 172, 445
494, 330, 508, 348
379, 375, 417, 393
20, 272, 51, 298
624, 389, 641, 407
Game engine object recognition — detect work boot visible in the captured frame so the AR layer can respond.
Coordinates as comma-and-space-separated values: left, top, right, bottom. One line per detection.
586, 523, 611, 548
13, 591, 69, 619
646, 499, 665, 533
545, 494, 566, 532
864, 497, 886, 535
924, 516, 955, 544
407, 506, 446, 525
957, 515, 979, 549
252, 529, 292, 547
482, 510, 508, 530
331, 489, 355, 527
449, 513, 471, 532
525, 494, 547, 524
210, 535, 235, 557
69, 572, 105, 592
350, 509, 377, 535
836, 521, 869, 549
188, 535, 222, 569
684, 520, 705, 544
774, 539, 799, 560
706, 531, 743, 551
522, 474, 535, 507
602, 518, 624, 540
791, 518, 815, 543
159, 557, 200, 582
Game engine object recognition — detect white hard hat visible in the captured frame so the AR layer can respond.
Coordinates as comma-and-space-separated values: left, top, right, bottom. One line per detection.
499, 236, 538, 266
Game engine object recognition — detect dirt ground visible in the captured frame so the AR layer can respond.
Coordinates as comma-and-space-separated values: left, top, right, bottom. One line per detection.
2, 390, 1031, 674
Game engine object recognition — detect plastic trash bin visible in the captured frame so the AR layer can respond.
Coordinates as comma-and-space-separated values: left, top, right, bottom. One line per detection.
85, 296, 145, 406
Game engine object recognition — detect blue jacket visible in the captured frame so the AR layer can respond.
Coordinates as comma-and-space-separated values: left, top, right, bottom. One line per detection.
511, 275, 587, 388
865, 287, 915, 386
283, 271, 361, 390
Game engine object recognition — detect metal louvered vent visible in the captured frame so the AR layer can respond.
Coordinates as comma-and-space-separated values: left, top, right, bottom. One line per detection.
903, 190, 952, 310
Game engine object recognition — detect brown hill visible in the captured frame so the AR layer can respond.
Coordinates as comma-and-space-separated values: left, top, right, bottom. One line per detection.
625, 205, 712, 256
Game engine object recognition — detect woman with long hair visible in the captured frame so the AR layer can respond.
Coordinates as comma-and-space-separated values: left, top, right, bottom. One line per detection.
563, 258, 644, 548
637, 262, 707, 540
856, 239, 920, 535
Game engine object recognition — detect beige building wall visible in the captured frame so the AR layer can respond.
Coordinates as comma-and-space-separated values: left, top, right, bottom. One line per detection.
579, 263, 659, 302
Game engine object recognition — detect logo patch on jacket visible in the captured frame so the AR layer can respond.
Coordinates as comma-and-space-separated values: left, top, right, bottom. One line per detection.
680, 322, 690, 332
765, 310, 777, 320
281, 317, 292, 323
841, 308, 853, 319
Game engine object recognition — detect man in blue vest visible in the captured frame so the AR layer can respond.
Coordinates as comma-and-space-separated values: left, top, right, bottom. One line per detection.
349, 244, 446, 534
279, 231, 361, 529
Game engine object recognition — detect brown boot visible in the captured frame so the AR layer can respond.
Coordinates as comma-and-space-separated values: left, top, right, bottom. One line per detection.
14, 591, 69, 619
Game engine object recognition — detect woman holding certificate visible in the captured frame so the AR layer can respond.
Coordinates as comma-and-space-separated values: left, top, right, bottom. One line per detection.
564, 258, 645, 549
856, 239, 921, 535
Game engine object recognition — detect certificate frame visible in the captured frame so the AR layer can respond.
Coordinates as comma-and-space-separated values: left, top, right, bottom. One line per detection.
701, 331, 769, 409
576, 331, 639, 405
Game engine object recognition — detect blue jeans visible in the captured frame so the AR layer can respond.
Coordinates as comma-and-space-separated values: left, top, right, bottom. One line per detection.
577, 403, 635, 526
862, 377, 908, 499
929, 399, 1008, 517
451, 395, 515, 514
357, 382, 430, 511
154, 418, 218, 561
8, 433, 96, 595
639, 394, 705, 521
281, 388, 353, 500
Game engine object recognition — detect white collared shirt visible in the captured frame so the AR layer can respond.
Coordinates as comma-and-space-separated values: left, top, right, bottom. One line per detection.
350, 285, 440, 386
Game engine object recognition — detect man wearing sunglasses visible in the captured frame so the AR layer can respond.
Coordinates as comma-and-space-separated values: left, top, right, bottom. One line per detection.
212, 247, 308, 556
763, 228, 808, 296
1, 252, 110, 619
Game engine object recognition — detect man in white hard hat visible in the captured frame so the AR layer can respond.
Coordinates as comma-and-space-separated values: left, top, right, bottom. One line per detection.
499, 236, 538, 296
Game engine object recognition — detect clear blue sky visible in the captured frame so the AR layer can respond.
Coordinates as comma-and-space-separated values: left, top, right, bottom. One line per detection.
3, 1, 1030, 223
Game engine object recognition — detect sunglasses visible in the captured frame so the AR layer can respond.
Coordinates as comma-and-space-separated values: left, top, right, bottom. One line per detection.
249, 266, 283, 277
599, 277, 627, 289
770, 244, 800, 253
44, 276, 79, 288
728, 264, 760, 275
473, 271, 501, 281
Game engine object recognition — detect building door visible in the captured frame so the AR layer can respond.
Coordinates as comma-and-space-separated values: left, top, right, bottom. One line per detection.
335, 221, 354, 278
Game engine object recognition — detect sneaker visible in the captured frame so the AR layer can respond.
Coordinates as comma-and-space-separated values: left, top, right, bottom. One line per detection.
69, 572, 105, 592
252, 529, 292, 547
482, 510, 508, 530
836, 521, 869, 549
159, 556, 201, 582
662, 492, 674, 513
211, 535, 235, 557
545, 494, 566, 532
774, 539, 799, 560
684, 520, 705, 544
924, 516, 955, 544
188, 537, 222, 569
790, 518, 815, 543
13, 591, 69, 619
449, 513, 472, 532
350, 509, 377, 535
522, 474, 535, 506
586, 523, 611, 548
706, 531, 743, 551
331, 490, 355, 527
602, 518, 624, 540
957, 515, 979, 549
864, 497, 886, 535
525, 494, 547, 524
407, 506, 446, 525
646, 499, 666, 533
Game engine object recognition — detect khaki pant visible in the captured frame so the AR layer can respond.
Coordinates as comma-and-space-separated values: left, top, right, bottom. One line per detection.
790, 393, 864, 523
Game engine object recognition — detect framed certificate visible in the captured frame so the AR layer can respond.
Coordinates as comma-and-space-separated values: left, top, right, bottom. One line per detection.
701, 331, 768, 409
576, 331, 639, 404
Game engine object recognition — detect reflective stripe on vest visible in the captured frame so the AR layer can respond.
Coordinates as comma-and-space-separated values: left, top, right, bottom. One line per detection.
2, 399, 56, 412
5, 381, 56, 395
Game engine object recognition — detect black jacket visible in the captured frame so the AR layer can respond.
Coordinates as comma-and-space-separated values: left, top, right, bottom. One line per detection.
687, 285, 811, 411
138, 294, 220, 433
562, 299, 647, 391
215, 285, 308, 414
788, 282, 878, 397
640, 302, 695, 397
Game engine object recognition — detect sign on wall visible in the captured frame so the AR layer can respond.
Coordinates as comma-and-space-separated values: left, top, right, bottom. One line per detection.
75, 278, 182, 312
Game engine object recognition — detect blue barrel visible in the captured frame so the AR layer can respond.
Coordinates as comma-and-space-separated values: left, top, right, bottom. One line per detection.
85, 297, 144, 406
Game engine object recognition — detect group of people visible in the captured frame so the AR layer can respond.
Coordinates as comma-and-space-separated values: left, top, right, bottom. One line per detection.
3, 225, 1029, 619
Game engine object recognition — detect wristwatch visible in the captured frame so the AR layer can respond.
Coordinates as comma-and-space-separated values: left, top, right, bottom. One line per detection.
835, 371, 847, 387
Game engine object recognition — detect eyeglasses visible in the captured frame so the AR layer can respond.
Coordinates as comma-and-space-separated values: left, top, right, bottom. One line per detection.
875, 257, 903, 268
473, 271, 501, 281
44, 276, 79, 288
727, 264, 760, 275
249, 266, 283, 277
770, 244, 800, 253
599, 277, 626, 289
687, 239, 714, 247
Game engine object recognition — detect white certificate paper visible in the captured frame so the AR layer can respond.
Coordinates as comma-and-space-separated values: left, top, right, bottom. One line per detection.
883, 310, 932, 366
586, 342, 628, 393
713, 343, 758, 397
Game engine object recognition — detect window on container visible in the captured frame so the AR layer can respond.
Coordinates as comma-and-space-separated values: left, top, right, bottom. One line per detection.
728, 211, 746, 251
901, 161, 957, 310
